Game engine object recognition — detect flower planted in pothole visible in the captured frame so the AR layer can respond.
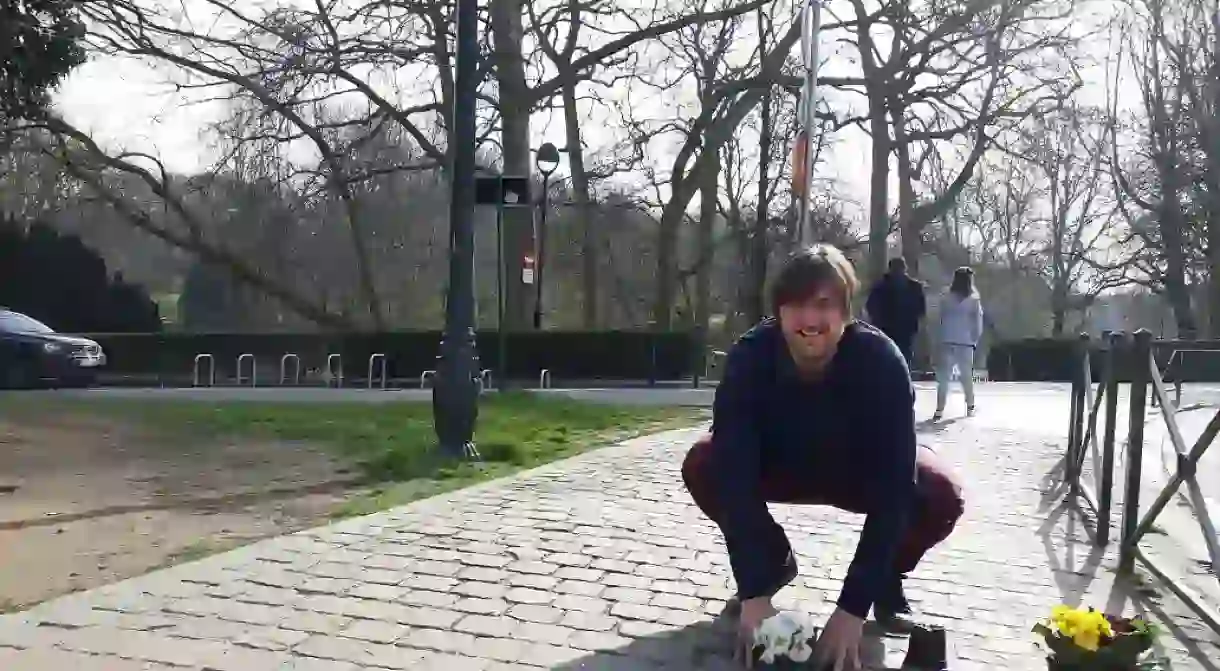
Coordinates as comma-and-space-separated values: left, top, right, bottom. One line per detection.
1033, 605, 1164, 670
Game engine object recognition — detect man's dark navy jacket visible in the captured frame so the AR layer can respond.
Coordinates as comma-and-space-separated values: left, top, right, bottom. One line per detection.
866, 274, 926, 338
709, 318, 917, 619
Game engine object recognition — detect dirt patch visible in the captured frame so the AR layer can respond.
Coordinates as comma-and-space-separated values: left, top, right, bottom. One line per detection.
0, 413, 364, 611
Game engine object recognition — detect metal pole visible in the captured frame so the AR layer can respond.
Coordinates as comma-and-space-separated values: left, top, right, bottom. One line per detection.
1120, 329, 1153, 573
497, 195, 509, 389
533, 180, 548, 330
798, 0, 821, 246
1099, 331, 1121, 546
432, 0, 481, 459
1067, 344, 1080, 488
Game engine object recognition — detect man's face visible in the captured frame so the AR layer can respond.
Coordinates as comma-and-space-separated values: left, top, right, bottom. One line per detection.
778, 285, 848, 367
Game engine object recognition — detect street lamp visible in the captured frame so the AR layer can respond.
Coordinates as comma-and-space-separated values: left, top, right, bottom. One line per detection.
431, 0, 481, 460
533, 142, 561, 330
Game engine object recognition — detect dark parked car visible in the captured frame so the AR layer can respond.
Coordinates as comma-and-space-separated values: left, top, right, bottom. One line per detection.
0, 309, 107, 389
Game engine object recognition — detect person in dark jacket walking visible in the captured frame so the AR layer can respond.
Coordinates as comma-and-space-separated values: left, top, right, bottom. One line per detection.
866, 257, 926, 368
682, 245, 964, 670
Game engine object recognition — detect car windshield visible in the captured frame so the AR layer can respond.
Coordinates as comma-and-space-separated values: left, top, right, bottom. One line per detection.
0, 311, 54, 334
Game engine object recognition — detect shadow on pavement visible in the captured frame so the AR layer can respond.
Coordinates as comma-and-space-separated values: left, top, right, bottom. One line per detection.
916, 417, 962, 435
1131, 588, 1220, 671
1036, 492, 1107, 608
550, 614, 902, 670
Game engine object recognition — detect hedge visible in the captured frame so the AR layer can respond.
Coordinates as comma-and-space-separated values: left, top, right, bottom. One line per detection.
987, 337, 1220, 382
86, 330, 704, 384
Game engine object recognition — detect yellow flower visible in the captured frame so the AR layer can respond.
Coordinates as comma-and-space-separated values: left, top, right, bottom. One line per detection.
1047, 605, 1113, 648
1074, 627, 1101, 651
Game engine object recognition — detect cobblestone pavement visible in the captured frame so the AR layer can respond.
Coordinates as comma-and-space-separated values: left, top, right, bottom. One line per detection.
2, 393, 1220, 670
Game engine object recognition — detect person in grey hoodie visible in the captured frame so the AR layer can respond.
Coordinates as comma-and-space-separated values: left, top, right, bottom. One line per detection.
933, 267, 984, 420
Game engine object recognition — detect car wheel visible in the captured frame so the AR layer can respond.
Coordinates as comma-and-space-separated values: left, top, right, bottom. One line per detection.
1, 359, 37, 390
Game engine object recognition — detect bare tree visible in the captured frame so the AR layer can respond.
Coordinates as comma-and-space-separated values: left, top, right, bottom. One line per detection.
1019, 104, 1123, 333
1109, 0, 1200, 336
829, 0, 1080, 283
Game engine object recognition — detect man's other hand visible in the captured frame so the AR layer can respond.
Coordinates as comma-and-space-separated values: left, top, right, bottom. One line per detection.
814, 607, 864, 670
735, 597, 778, 668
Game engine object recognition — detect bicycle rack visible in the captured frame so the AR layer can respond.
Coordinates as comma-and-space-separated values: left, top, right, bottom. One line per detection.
538, 369, 552, 389
479, 369, 493, 392
236, 353, 257, 387
192, 354, 215, 387
280, 353, 301, 386
420, 370, 436, 388
326, 354, 343, 388
367, 353, 387, 389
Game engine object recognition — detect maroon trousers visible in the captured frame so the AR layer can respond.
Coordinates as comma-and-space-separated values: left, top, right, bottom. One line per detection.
682, 434, 964, 577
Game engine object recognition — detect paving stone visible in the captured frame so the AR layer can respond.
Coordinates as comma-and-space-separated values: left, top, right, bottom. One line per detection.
293, 634, 428, 668
506, 573, 558, 590
457, 567, 509, 583
398, 589, 459, 608
558, 610, 619, 632
567, 629, 633, 652
401, 627, 478, 655
339, 618, 410, 643
502, 587, 554, 605
650, 592, 702, 611
453, 581, 507, 599
608, 601, 668, 622
454, 614, 517, 638
348, 582, 406, 602
601, 586, 652, 604
506, 603, 564, 624
554, 580, 605, 599
553, 594, 609, 613
412, 651, 492, 670
514, 621, 577, 645
452, 597, 511, 615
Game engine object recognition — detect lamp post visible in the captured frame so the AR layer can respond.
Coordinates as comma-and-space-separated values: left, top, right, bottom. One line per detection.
431, 0, 481, 460
533, 143, 561, 330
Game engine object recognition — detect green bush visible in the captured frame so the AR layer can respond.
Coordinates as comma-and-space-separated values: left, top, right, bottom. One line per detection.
988, 336, 1220, 382
987, 338, 1084, 381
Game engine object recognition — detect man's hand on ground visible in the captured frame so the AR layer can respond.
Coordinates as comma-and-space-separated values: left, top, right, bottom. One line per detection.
814, 607, 864, 671
735, 597, 778, 668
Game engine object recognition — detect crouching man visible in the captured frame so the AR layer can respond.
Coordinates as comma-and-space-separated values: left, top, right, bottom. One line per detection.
682, 245, 965, 670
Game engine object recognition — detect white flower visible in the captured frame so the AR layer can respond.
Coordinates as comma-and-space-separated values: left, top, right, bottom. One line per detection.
752, 611, 817, 663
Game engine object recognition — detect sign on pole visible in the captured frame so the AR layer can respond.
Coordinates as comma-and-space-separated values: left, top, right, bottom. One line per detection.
522, 255, 535, 285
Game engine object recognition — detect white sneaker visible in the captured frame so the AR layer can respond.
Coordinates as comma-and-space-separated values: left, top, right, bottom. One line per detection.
967, 405, 976, 417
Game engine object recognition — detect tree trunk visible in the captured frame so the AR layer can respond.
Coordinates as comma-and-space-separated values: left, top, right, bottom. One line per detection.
894, 132, 921, 278
490, 0, 533, 331
695, 137, 719, 349
866, 99, 892, 286
561, 84, 598, 329
747, 7, 771, 326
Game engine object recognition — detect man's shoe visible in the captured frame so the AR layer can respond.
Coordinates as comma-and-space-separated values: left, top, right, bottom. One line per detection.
931, 411, 943, 422
874, 577, 918, 635
723, 551, 798, 618
966, 405, 976, 417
